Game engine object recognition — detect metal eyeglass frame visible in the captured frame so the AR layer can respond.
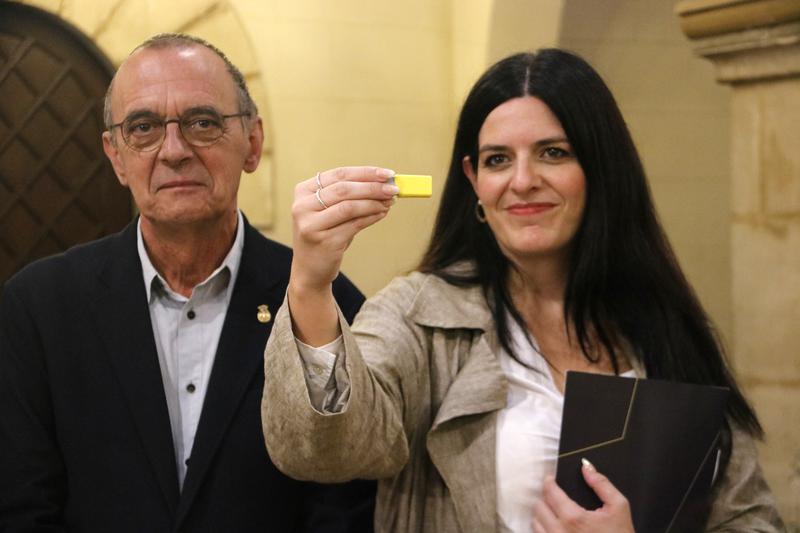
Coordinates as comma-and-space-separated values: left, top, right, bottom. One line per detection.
108, 111, 251, 152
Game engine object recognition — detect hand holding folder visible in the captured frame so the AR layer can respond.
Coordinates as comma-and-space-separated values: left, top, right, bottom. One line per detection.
555, 372, 730, 533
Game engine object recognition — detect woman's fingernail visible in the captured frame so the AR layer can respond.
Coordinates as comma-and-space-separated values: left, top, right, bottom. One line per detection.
581, 457, 596, 472
383, 184, 400, 195
377, 168, 395, 179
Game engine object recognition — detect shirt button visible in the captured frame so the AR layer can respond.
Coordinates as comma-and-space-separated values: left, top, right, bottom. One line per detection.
186, 383, 196, 393
187, 309, 196, 320
311, 364, 324, 375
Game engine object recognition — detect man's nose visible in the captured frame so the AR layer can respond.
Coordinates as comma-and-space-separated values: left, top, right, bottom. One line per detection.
158, 121, 193, 162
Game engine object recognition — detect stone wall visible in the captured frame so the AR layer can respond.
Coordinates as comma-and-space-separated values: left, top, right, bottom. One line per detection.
677, 1, 800, 526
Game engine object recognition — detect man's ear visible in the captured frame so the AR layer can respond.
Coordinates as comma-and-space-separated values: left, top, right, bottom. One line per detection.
243, 117, 264, 173
102, 131, 129, 187
462, 155, 478, 193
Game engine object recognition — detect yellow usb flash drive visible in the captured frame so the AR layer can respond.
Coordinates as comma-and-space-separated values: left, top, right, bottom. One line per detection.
391, 174, 432, 198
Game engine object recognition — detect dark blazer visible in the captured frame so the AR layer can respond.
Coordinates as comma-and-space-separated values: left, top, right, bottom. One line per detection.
0, 217, 374, 533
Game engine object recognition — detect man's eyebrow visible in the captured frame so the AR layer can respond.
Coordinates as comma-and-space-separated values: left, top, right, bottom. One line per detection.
121, 106, 223, 122
477, 137, 570, 153
122, 109, 160, 122
180, 105, 223, 116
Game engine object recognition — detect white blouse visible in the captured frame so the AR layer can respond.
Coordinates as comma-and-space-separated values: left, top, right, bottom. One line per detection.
496, 316, 637, 532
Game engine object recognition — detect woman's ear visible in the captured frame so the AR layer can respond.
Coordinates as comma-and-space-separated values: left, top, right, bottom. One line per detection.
462, 155, 478, 194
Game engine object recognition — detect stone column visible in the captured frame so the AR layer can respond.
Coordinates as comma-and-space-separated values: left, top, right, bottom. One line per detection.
676, 0, 800, 528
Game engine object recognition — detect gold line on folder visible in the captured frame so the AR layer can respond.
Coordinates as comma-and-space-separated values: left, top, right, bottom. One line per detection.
664, 431, 722, 533
620, 378, 638, 437
558, 378, 640, 458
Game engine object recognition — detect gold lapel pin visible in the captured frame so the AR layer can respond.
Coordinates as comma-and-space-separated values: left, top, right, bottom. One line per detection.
257, 304, 271, 323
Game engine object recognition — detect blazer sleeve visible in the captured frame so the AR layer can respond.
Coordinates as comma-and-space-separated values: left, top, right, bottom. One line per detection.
262, 275, 427, 483
0, 280, 67, 532
705, 424, 786, 532
290, 274, 376, 532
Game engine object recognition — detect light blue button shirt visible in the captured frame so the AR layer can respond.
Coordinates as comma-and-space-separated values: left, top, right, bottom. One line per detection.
137, 211, 244, 488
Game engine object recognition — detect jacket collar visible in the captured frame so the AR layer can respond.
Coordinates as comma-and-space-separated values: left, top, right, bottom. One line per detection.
426, 328, 505, 531
410, 266, 507, 531
406, 266, 494, 332
92, 221, 181, 514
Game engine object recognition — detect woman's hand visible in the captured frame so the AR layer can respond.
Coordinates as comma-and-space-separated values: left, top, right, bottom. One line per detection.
533, 461, 635, 533
288, 166, 397, 345
290, 166, 396, 290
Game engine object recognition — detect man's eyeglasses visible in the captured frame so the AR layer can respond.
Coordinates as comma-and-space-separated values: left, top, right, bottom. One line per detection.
108, 108, 251, 152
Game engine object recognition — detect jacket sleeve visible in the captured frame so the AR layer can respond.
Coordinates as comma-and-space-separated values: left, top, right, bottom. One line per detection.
0, 281, 67, 532
705, 425, 786, 532
262, 276, 427, 483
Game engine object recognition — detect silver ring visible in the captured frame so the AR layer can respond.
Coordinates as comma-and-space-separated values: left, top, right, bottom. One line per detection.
315, 172, 323, 190
315, 188, 329, 209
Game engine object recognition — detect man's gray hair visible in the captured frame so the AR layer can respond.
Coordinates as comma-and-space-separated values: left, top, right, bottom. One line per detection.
103, 33, 258, 130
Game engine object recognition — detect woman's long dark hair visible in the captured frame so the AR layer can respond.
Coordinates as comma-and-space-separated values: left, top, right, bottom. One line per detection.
418, 49, 762, 443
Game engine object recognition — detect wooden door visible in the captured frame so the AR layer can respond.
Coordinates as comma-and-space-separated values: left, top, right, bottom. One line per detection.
0, 2, 132, 285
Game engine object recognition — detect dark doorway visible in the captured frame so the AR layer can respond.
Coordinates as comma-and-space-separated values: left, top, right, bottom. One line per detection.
0, 2, 132, 285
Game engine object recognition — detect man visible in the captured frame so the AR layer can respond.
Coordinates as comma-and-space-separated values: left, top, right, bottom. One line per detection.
0, 34, 374, 532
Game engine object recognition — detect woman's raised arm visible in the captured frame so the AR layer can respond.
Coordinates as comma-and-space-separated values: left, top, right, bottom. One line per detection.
287, 166, 397, 346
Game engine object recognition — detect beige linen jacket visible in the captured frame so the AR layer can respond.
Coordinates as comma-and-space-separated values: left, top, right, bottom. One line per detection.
262, 271, 784, 532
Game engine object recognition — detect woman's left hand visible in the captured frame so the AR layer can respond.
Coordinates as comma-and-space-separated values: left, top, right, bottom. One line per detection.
533, 461, 635, 533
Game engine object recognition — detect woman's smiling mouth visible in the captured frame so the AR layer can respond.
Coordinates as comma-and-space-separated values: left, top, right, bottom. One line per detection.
506, 202, 556, 216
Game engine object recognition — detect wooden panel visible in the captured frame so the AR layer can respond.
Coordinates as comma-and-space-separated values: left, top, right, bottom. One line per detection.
0, 2, 132, 285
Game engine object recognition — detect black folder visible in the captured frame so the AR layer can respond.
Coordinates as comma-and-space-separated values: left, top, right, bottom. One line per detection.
555, 371, 730, 533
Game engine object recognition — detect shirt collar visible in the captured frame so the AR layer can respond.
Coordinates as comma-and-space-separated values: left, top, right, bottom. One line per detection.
137, 210, 246, 302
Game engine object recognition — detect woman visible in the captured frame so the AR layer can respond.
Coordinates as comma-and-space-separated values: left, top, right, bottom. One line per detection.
262, 49, 783, 532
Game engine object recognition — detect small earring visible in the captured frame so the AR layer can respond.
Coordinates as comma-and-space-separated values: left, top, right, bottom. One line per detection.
475, 200, 487, 223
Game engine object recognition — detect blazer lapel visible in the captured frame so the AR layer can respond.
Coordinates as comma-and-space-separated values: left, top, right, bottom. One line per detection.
411, 275, 507, 531
426, 332, 507, 532
90, 223, 180, 515
175, 222, 283, 526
